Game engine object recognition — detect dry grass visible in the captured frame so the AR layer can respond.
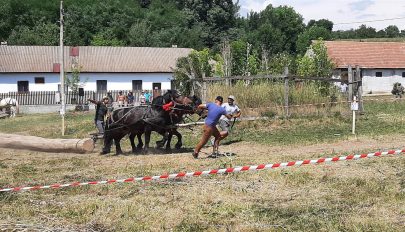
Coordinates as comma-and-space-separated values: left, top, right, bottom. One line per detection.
0, 139, 404, 231
0, 100, 404, 231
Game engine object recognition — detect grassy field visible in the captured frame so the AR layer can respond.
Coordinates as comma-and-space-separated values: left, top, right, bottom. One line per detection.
0, 100, 404, 231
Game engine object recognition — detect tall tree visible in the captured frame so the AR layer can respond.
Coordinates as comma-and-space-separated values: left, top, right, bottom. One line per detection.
307, 19, 333, 31
385, 25, 400, 38
296, 26, 332, 55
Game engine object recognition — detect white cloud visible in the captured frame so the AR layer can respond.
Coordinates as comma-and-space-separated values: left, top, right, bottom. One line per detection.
237, 0, 405, 30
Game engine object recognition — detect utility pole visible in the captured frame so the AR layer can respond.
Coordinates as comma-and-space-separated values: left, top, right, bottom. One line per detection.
59, 0, 65, 136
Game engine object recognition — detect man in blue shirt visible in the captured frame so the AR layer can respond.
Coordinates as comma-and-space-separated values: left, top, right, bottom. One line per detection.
193, 96, 233, 159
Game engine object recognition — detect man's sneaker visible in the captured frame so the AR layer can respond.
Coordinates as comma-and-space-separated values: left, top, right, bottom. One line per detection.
210, 138, 215, 146
208, 152, 219, 158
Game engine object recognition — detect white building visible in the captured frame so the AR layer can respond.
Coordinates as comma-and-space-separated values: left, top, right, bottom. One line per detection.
0, 46, 192, 93
325, 41, 405, 94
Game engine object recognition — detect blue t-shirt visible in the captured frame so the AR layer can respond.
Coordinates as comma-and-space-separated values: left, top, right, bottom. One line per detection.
144, 93, 151, 103
205, 102, 227, 127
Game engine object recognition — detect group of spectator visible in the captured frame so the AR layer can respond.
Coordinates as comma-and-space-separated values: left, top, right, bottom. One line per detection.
106, 90, 152, 108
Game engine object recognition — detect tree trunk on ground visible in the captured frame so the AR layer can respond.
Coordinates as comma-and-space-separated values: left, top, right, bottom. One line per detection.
0, 133, 94, 153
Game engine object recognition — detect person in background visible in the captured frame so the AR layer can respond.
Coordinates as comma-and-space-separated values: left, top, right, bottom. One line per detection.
214, 95, 241, 146
140, 91, 146, 105
88, 96, 109, 135
106, 91, 114, 111
144, 90, 151, 105
192, 96, 234, 159
116, 91, 126, 107
127, 91, 134, 106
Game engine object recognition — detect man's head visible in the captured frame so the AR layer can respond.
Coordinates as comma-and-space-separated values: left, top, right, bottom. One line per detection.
119, 91, 123, 94
228, 95, 235, 105
102, 96, 109, 103
215, 96, 223, 104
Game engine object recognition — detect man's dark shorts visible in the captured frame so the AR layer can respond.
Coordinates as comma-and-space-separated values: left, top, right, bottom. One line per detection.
218, 119, 230, 132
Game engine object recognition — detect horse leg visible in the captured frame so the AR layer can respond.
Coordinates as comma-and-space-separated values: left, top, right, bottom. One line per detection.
129, 132, 137, 153
165, 131, 173, 150
136, 133, 143, 149
173, 129, 182, 149
101, 134, 113, 155
130, 132, 143, 154
156, 133, 167, 148
114, 137, 124, 155
143, 125, 152, 152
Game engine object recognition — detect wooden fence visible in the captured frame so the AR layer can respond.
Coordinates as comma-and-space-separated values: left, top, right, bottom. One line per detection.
0, 90, 162, 105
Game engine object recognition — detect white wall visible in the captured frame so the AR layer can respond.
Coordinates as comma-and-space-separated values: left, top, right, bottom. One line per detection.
362, 69, 405, 94
0, 72, 173, 93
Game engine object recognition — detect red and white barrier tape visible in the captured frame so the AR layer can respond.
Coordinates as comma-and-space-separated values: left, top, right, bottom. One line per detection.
1, 149, 403, 192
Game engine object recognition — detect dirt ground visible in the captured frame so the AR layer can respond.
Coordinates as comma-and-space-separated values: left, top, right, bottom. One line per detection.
0, 134, 404, 231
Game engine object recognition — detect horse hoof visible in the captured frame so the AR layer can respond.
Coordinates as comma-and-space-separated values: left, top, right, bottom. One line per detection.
156, 142, 165, 148
100, 151, 110, 155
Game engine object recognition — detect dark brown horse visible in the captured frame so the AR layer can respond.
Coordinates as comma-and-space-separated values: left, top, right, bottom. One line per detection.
101, 90, 201, 155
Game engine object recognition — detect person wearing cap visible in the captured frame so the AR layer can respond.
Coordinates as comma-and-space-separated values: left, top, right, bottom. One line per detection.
216, 95, 241, 143
192, 96, 234, 159
88, 96, 110, 135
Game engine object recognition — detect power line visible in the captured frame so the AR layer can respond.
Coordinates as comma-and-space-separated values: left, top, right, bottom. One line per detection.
335, 16, 405, 25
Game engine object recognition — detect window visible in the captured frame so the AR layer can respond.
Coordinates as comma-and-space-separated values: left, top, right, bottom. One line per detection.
96, 80, 107, 92
402, 72, 405, 78
376, 72, 382, 77
35, 77, 45, 84
152, 82, 161, 90
132, 80, 142, 91
17, 81, 29, 92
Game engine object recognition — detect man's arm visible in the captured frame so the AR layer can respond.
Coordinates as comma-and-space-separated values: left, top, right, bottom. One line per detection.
88, 99, 100, 104
224, 114, 233, 119
197, 104, 207, 110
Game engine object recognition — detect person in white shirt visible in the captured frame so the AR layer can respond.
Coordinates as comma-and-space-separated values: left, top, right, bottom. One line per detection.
212, 95, 241, 146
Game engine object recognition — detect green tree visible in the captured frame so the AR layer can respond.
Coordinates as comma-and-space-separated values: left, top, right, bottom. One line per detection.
307, 19, 333, 31
230, 40, 246, 76
355, 24, 377, 38
385, 25, 400, 38
297, 40, 335, 95
8, 23, 59, 45
296, 26, 332, 55
90, 29, 125, 46
128, 21, 152, 46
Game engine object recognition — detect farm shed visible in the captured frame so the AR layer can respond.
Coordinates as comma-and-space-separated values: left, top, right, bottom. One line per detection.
0, 45, 192, 93
325, 41, 405, 94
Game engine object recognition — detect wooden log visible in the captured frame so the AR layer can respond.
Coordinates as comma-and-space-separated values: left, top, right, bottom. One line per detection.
0, 133, 94, 153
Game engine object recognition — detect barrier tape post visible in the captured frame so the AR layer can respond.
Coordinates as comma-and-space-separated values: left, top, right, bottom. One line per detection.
0, 149, 403, 193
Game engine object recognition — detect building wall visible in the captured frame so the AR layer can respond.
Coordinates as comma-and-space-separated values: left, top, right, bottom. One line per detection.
0, 73, 173, 93
362, 69, 405, 94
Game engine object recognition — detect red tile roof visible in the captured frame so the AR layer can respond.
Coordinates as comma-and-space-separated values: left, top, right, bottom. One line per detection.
324, 41, 405, 69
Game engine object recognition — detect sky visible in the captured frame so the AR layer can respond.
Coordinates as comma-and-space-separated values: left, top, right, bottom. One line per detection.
237, 0, 405, 31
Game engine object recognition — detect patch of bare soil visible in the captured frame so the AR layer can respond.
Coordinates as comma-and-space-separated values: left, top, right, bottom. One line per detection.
213, 134, 405, 160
